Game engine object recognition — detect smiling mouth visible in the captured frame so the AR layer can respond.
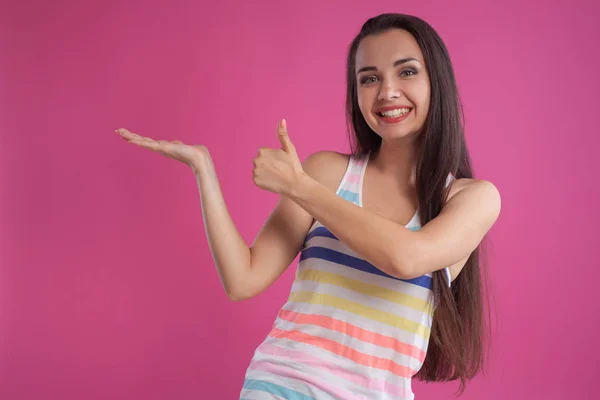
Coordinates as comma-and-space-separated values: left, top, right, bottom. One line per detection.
376, 107, 412, 118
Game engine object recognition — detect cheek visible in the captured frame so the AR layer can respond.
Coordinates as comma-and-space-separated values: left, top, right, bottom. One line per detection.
356, 89, 381, 132
411, 81, 431, 116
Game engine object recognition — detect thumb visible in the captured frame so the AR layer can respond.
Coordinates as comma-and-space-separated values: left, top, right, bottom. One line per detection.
277, 119, 296, 154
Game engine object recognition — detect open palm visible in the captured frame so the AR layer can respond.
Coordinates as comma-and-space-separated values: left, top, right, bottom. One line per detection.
116, 128, 207, 167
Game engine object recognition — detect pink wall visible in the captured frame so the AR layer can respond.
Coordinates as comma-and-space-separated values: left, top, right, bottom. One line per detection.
1, 0, 599, 398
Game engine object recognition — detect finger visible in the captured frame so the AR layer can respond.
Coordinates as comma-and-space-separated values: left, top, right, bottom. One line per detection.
277, 119, 295, 153
128, 134, 164, 148
116, 128, 140, 138
117, 129, 145, 142
129, 137, 160, 151
116, 128, 132, 139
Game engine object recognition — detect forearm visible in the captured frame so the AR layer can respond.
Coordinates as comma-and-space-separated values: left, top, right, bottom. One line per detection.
192, 155, 252, 298
288, 173, 413, 278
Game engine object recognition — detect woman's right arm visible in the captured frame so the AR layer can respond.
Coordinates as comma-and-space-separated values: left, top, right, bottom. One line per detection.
192, 153, 315, 301
116, 128, 343, 302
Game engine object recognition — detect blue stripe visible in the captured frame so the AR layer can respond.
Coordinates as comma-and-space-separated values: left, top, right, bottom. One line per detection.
299, 246, 433, 289
243, 379, 316, 400
337, 189, 359, 203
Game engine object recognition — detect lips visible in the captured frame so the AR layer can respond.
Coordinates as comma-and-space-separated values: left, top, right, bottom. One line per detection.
375, 106, 413, 124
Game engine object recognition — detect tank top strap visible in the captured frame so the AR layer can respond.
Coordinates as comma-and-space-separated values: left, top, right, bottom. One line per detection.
335, 152, 370, 206
445, 172, 455, 188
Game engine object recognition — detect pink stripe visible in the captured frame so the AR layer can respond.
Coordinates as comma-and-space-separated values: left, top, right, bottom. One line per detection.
345, 172, 361, 184
278, 310, 425, 362
269, 327, 415, 378
248, 360, 364, 400
258, 343, 412, 399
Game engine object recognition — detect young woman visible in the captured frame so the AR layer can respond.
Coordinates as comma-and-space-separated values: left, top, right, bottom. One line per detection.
116, 13, 500, 400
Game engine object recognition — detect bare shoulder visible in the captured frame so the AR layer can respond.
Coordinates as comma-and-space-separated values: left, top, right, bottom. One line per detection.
447, 177, 501, 203
446, 177, 502, 225
301, 150, 350, 191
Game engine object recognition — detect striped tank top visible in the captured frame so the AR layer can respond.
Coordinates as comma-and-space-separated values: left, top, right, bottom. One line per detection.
241, 152, 453, 400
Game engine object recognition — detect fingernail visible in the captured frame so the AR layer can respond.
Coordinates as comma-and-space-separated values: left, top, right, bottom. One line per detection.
282, 119, 287, 129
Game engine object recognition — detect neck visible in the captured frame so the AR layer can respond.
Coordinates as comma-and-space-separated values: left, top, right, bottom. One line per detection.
370, 139, 419, 185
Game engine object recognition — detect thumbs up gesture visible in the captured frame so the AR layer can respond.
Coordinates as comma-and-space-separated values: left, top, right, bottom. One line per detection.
252, 119, 306, 197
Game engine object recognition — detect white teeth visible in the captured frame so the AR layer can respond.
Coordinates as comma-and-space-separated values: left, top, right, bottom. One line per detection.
379, 108, 411, 117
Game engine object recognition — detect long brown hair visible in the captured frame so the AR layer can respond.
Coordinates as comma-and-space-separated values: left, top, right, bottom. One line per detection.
345, 13, 493, 396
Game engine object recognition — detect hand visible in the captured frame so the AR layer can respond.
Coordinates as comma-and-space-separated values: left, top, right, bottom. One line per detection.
116, 128, 209, 171
252, 119, 305, 196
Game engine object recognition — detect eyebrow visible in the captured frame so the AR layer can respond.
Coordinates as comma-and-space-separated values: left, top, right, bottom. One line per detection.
356, 57, 421, 75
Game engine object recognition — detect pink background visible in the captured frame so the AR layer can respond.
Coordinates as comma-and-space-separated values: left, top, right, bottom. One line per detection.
1, 0, 599, 399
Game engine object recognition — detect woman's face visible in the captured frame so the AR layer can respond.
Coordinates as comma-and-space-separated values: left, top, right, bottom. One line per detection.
355, 29, 431, 142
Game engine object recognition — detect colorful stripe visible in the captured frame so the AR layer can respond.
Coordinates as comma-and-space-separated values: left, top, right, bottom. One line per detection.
287, 291, 430, 338
277, 309, 426, 362
295, 269, 433, 315
268, 327, 417, 378
337, 189, 359, 203
345, 172, 362, 184
299, 245, 433, 289
242, 379, 315, 400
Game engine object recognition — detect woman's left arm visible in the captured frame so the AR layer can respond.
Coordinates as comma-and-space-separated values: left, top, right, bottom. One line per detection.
255, 121, 501, 280
288, 160, 501, 279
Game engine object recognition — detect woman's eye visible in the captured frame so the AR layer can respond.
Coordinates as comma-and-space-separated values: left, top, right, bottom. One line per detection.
360, 76, 377, 84
400, 69, 417, 77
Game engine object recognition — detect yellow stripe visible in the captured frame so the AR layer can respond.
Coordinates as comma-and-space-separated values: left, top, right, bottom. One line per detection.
288, 291, 431, 339
297, 269, 434, 316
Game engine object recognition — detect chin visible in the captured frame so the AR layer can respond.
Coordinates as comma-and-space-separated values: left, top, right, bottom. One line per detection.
374, 125, 421, 142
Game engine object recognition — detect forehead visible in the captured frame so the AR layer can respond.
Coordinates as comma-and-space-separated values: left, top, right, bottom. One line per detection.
355, 29, 425, 69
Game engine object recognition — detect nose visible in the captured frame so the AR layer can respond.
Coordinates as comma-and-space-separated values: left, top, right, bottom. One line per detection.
378, 81, 401, 101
